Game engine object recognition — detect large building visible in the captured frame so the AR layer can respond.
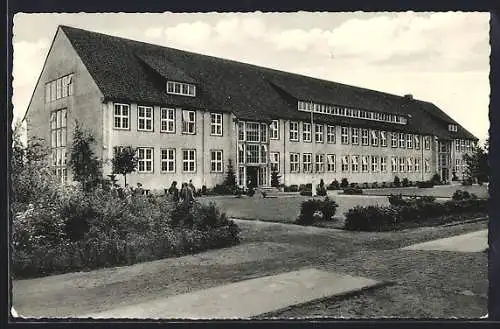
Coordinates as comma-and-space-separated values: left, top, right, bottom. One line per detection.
24, 26, 478, 191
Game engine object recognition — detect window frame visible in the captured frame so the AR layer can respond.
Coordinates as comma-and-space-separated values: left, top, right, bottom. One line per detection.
270, 120, 279, 140
210, 149, 224, 173
166, 81, 196, 97
289, 121, 299, 141
351, 127, 359, 145
113, 103, 130, 130
160, 148, 176, 173
160, 107, 176, 133
290, 153, 300, 173
327, 154, 336, 172
210, 113, 223, 136
137, 105, 154, 132
182, 110, 196, 135
361, 129, 369, 146
315, 153, 325, 173
270, 152, 280, 172
315, 124, 324, 143
327, 125, 336, 143
302, 122, 312, 143
303, 153, 312, 173
182, 149, 197, 173
137, 147, 154, 173
341, 126, 350, 145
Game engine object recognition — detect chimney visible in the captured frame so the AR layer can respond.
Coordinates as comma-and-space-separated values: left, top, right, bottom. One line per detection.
404, 94, 413, 100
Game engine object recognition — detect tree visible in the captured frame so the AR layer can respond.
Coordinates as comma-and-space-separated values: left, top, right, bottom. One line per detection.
223, 159, 237, 191
270, 167, 281, 188
463, 142, 488, 184
112, 146, 138, 186
69, 122, 102, 191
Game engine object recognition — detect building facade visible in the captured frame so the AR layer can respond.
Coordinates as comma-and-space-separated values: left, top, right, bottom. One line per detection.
24, 26, 478, 191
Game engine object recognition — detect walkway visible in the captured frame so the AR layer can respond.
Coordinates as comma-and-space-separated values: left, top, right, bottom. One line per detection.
402, 230, 487, 253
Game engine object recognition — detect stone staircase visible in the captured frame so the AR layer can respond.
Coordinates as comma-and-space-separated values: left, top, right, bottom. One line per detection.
255, 186, 280, 198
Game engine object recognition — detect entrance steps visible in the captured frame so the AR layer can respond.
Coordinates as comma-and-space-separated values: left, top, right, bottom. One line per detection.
256, 186, 280, 198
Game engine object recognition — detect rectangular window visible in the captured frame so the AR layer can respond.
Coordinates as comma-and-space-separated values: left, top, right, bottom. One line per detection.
414, 158, 421, 172
391, 132, 398, 148
238, 166, 245, 186
182, 110, 196, 134
160, 108, 175, 133
466, 140, 471, 152
414, 135, 421, 149
399, 133, 406, 148
137, 106, 153, 131
371, 130, 379, 146
406, 134, 413, 149
137, 147, 154, 173
238, 144, 245, 164
114, 103, 130, 129
327, 125, 336, 143
351, 128, 359, 145
424, 136, 431, 150
341, 127, 349, 144
351, 155, 359, 172
261, 123, 268, 142
380, 156, 387, 172
166, 81, 196, 96
270, 152, 280, 172
289, 121, 299, 141
361, 156, 369, 172
261, 145, 267, 164
455, 159, 461, 173
461, 139, 466, 153
238, 121, 245, 141
182, 149, 196, 172
399, 157, 406, 172
56, 78, 62, 99
246, 122, 260, 142
341, 155, 349, 172
45, 74, 74, 103
380, 131, 387, 147
327, 154, 336, 172
246, 144, 260, 164
361, 129, 369, 145
303, 122, 312, 142
371, 156, 379, 172
290, 153, 300, 173
391, 157, 398, 172
50, 108, 67, 184
67, 74, 74, 96
270, 120, 279, 140
407, 158, 413, 173
424, 158, 430, 172
161, 148, 175, 173
315, 154, 324, 173
303, 153, 312, 173
211, 150, 223, 172
50, 81, 56, 101
315, 124, 324, 143
211, 113, 223, 136
45, 83, 51, 103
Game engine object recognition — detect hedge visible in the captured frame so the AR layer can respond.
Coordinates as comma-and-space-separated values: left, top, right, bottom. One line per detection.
296, 197, 339, 225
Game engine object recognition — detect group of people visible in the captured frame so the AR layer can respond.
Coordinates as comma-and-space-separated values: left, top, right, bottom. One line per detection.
167, 180, 197, 205
114, 182, 145, 200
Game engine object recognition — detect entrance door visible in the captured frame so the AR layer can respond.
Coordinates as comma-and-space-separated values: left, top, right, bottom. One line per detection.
258, 167, 268, 187
246, 166, 258, 188
441, 168, 449, 183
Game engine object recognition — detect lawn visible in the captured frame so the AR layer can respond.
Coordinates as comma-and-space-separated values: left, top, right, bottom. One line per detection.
361, 184, 488, 199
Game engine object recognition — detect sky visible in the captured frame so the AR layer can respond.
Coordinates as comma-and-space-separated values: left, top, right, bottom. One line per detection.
12, 12, 490, 143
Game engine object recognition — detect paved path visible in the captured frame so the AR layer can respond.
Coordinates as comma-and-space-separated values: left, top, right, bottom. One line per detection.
79, 268, 380, 319
402, 230, 487, 252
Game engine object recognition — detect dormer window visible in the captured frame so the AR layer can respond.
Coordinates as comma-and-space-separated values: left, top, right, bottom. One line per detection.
448, 124, 458, 132
167, 81, 196, 97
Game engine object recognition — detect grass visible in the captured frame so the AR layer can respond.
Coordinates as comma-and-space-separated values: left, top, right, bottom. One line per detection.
362, 184, 488, 199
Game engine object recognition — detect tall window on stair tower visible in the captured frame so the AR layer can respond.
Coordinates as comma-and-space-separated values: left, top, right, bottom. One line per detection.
270, 152, 280, 172
50, 108, 67, 184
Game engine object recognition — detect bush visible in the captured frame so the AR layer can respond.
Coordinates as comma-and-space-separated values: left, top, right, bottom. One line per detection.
296, 197, 338, 226
300, 189, 312, 196
402, 178, 409, 187
388, 194, 408, 207
212, 184, 234, 195
417, 180, 435, 188
340, 178, 349, 189
327, 179, 340, 190
350, 182, 357, 188
381, 182, 387, 188
344, 206, 399, 231
362, 182, 369, 189
393, 176, 401, 187
316, 179, 327, 196
431, 173, 441, 185
289, 185, 299, 192
372, 182, 379, 189
462, 178, 473, 186
246, 188, 255, 197
452, 190, 477, 201
201, 185, 207, 195
343, 187, 363, 195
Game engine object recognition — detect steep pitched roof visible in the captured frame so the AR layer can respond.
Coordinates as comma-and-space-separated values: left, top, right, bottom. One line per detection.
60, 25, 477, 140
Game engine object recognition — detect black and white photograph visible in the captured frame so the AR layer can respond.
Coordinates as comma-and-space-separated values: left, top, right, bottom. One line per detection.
10, 11, 490, 319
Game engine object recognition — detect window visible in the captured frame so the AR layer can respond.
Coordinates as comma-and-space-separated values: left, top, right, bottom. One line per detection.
261, 123, 268, 142
137, 147, 154, 173
327, 154, 336, 172
399, 133, 406, 148
380, 131, 387, 147
137, 106, 153, 131
315, 154, 324, 172
361, 156, 369, 172
45, 74, 74, 103
303, 153, 312, 173
290, 153, 300, 173
448, 124, 458, 132
303, 123, 312, 142
399, 157, 406, 172
456, 139, 461, 152
341, 127, 349, 144
166, 81, 196, 96
406, 134, 413, 149
414, 158, 421, 172
361, 129, 369, 145
161, 149, 175, 172
461, 139, 466, 153
211, 113, 223, 136
182, 149, 196, 172
270, 152, 280, 171
371, 130, 379, 146
407, 158, 413, 173
246, 122, 260, 142
238, 144, 245, 164
182, 110, 196, 134
380, 156, 387, 172
50, 108, 67, 184
439, 154, 448, 167
424, 159, 430, 172
424, 136, 431, 150
315, 124, 324, 143
341, 156, 349, 172
466, 140, 471, 152
414, 135, 421, 149
160, 108, 175, 133
270, 120, 279, 139
351, 155, 359, 172
238, 121, 245, 141
211, 150, 223, 172
114, 103, 130, 129
455, 159, 461, 173
56, 78, 62, 99
246, 144, 260, 164
261, 145, 267, 164
391, 132, 398, 148
289, 121, 299, 141
327, 125, 336, 143
391, 157, 398, 172
371, 156, 379, 172
351, 128, 359, 145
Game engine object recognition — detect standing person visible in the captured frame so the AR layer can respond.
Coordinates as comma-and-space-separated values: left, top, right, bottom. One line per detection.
135, 182, 144, 196
188, 179, 197, 197
168, 181, 179, 202
180, 182, 195, 206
